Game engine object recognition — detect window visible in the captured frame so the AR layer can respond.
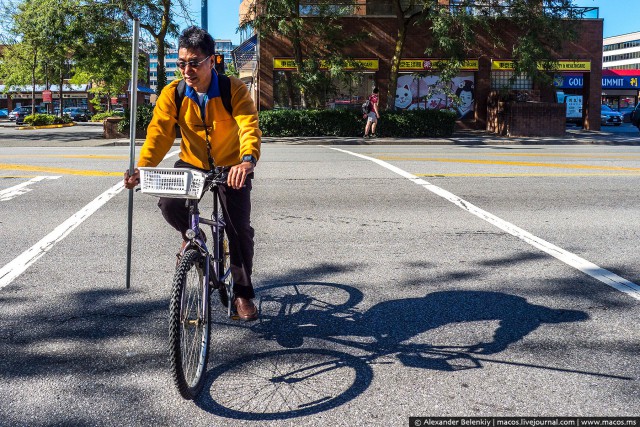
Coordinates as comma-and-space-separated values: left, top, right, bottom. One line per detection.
491, 71, 532, 90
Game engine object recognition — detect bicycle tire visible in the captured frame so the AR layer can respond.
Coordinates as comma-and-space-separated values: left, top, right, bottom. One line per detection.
169, 249, 211, 400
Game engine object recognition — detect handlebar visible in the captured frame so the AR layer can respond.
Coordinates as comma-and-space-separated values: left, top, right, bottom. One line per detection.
205, 166, 254, 188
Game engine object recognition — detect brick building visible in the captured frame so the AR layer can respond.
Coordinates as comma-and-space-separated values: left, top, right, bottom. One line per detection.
240, 0, 604, 131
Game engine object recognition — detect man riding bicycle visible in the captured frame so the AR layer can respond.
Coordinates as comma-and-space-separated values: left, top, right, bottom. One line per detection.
124, 26, 261, 321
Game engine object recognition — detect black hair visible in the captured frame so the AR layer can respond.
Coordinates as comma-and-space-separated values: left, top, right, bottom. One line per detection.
455, 80, 474, 97
372, 87, 379, 94
178, 26, 216, 56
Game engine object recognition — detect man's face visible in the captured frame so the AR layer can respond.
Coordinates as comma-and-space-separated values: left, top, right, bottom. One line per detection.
177, 48, 213, 90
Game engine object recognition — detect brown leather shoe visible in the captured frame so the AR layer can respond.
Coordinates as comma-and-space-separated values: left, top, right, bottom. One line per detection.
234, 297, 258, 321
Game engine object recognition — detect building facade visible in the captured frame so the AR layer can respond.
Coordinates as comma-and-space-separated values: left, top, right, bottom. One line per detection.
601, 32, 640, 112
242, 0, 605, 130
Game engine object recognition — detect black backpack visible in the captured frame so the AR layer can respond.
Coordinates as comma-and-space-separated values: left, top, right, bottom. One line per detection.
361, 99, 371, 115
174, 74, 233, 137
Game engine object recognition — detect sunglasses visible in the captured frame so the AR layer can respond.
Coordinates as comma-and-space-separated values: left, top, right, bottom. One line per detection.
176, 56, 210, 70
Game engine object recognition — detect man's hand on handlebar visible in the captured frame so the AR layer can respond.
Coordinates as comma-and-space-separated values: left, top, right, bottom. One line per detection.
227, 161, 254, 190
124, 168, 140, 189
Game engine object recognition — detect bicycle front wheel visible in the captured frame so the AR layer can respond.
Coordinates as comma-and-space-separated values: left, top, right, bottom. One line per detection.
169, 249, 211, 399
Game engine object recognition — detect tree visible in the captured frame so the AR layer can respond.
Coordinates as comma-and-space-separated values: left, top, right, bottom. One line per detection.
241, 0, 367, 108
1, 0, 88, 115
384, 0, 580, 110
70, 4, 142, 112
115, 0, 193, 94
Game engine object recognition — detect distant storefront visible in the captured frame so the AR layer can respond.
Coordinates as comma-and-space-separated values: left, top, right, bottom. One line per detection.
0, 82, 155, 112
0, 84, 90, 112
554, 69, 639, 109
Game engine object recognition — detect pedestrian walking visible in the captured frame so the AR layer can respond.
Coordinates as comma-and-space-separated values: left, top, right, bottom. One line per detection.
363, 87, 380, 138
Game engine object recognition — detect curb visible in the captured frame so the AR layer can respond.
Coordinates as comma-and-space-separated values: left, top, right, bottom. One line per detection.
16, 123, 75, 130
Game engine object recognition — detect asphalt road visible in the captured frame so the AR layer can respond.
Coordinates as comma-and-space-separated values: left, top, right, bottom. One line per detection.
0, 130, 639, 426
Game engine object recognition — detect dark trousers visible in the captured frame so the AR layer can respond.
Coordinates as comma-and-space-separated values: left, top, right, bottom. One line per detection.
158, 160, 255, 299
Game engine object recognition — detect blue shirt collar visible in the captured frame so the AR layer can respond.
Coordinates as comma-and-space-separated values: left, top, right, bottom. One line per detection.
184, 69, 221, 105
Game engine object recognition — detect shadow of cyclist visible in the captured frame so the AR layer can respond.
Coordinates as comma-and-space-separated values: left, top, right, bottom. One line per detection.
353, 290, 588, 356
256, 288, 589, 358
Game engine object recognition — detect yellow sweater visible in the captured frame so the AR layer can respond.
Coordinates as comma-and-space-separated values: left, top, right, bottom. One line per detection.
138, 74, 261, 169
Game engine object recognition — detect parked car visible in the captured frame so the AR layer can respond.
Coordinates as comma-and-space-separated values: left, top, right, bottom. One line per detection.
63, 107, 92, 122
600, 105, 623, 126
631, 104, 640, 130
0, 108, 8, 118
14, 106, 46, 125
618, 106, 636, 123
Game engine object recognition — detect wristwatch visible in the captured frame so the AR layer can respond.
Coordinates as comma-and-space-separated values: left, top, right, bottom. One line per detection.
242, 155, 257, 166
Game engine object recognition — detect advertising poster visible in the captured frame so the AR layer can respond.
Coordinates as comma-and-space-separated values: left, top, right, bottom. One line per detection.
395, 73, 475, 119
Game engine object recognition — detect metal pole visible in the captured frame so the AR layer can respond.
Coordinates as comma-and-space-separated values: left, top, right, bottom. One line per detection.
201, 0, 208, 31
126, 18, 140, 289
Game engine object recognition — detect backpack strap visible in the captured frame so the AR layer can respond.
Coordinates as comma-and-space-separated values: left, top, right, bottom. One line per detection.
174, 79, 186, 138
218, 74, 233, 116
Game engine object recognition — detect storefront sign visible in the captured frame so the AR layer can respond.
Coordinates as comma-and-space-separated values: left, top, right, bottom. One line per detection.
554, 74, 640, 89
273, 58, 379, 71
492, 60, 591, 72
399, 59, 479, 71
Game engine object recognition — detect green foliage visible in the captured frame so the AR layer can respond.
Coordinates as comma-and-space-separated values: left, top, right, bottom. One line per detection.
258, 109, 456, 138
241, 0, 368, 107
117, 104, 154, 134
380, 109, 457, 138
23, 113, 72, 126
91, 111, 125, 122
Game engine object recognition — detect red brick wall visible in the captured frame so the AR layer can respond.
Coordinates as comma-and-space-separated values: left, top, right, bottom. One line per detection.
259, 15, 603, 131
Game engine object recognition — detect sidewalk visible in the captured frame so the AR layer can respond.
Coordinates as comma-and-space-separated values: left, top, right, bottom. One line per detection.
2, 117, 639, 147
99, 127, 640, 147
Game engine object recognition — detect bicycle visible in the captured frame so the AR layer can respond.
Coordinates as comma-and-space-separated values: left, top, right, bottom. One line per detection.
139, 165, 239, 400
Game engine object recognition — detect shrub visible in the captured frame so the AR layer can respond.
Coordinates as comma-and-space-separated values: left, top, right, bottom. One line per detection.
117, 104, 154, 134
91, 111, 125, 122
379, 109, 457, 138
258, 108, 456, 138
23, 114, 72, 126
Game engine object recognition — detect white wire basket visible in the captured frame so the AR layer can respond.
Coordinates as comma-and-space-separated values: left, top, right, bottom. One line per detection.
139, 167, 207, 199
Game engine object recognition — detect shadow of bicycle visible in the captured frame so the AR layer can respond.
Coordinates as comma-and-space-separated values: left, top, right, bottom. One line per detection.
197, 282, 590, 420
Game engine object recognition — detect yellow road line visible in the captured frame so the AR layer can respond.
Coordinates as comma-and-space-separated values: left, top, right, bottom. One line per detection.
0, 163, 121, 177
376, 156, 640, 171
416, 172, 640, 177
484, 153, 640, 159
0, 175, 38, 179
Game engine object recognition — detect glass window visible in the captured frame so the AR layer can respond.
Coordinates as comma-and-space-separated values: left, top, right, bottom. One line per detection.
491, 71, 532, 90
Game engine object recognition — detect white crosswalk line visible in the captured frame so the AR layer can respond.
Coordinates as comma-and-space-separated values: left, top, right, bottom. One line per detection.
0, 176, 61, 201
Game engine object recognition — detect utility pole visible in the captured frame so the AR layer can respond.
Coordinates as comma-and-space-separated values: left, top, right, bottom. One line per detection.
201, 0, 208, 31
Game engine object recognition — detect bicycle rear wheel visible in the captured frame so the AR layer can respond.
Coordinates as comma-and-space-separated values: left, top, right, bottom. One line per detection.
169, 249, 211, 399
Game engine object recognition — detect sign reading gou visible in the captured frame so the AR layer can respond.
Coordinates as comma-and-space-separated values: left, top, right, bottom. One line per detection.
554, 74, 640, 89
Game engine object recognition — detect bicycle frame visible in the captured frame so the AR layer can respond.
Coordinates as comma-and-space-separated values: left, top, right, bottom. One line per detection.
184, 182, 234, 318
